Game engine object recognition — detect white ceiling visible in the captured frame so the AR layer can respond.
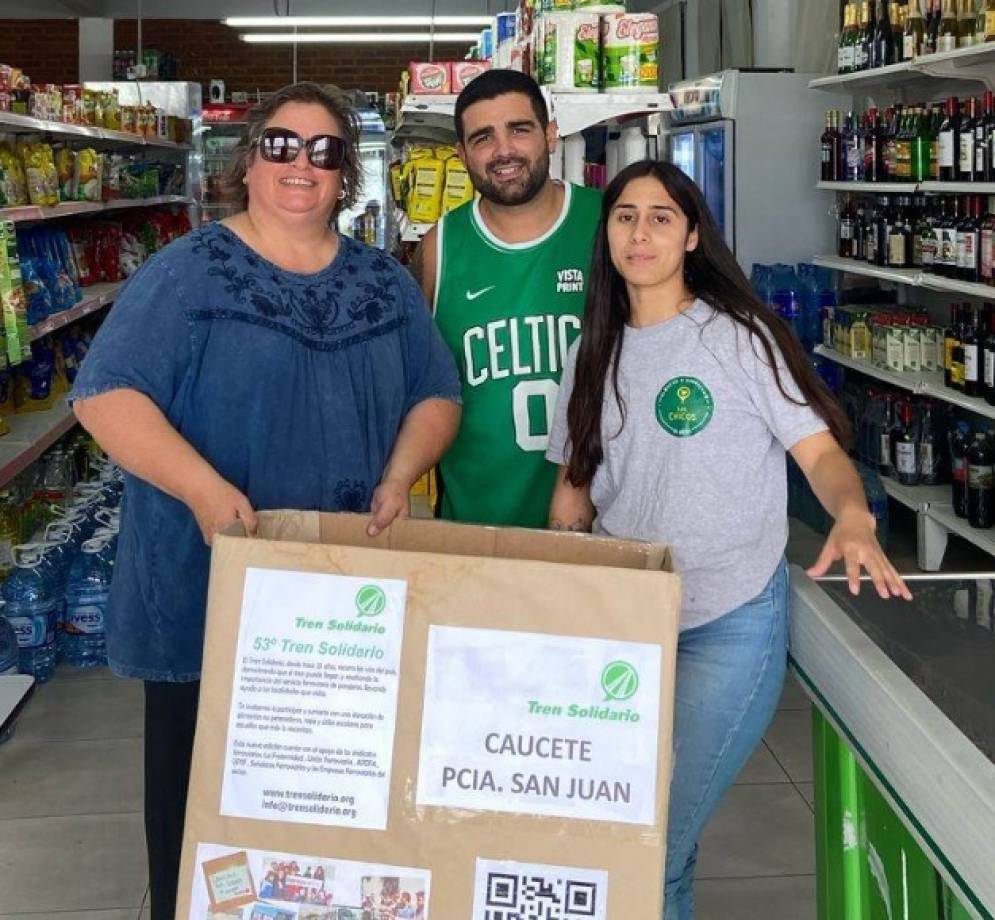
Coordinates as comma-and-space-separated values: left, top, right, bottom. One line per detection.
3, 0, 514, 17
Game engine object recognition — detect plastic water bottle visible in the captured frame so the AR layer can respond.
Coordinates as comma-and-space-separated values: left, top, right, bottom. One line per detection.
2, 545, 59, 683
0, 605, 21, 744
61, 537, 111, 668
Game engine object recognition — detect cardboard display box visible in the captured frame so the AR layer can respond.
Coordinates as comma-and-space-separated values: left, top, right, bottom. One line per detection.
176, 511, 681, 919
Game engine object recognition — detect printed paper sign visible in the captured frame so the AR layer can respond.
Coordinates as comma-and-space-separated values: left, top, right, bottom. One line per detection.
472, 858, 608, 920
189, 843, 430, 920
416, 626, 662, 825
220, 568, 406, 830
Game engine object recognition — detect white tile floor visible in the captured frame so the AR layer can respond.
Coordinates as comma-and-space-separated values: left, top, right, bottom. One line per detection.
0, 665, 816, 920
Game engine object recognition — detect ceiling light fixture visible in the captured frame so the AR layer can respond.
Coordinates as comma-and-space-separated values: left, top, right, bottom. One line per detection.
225, 16, 493, 28
239, 32, 480, 44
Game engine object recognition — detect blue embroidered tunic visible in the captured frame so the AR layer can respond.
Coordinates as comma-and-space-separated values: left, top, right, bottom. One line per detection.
70, 222, 461, 681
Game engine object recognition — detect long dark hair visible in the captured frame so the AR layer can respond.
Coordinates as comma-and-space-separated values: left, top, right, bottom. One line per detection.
566, 160, 850, 487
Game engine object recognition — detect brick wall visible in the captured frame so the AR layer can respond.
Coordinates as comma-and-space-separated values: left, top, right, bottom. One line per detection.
0, 18, 470, 98
0, 19, 79, 86
114, 20, 471, 99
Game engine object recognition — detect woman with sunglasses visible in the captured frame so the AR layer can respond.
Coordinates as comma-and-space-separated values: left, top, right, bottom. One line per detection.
546, 161, 911, 919
70, 82, 461, 920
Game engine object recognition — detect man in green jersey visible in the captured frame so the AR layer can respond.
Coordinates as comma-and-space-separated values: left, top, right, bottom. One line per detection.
411, 70, 601, 528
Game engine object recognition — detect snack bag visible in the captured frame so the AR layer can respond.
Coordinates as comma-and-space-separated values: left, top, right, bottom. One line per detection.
20, 142, 59, 207
407, 156, 446, 223
0, 142, 28, 207
67, 225, 95, 287
74, 148, 102, 202
53, 146, 76, 202
433, 145, 457, 162
19, 257, 53, 325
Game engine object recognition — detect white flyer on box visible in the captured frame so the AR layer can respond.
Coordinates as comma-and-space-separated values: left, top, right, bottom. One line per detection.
220, 568, 406, 830
415, 626, 662, 825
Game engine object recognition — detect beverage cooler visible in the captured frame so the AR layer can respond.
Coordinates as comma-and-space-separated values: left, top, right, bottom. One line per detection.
662, 70, 850, 272
200, 102, 252, 223
338, 107, 390, 249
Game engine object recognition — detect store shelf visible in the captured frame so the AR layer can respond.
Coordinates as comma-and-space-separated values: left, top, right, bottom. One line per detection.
0, 400, 76, 490
544, 91, 672, 137
814, 344, 995, 422
814, 344, 928, 395
28, 281, 119, 341
812, 254, 995, 301
880, 477, 949, 512
817, 181, 914, 193
0, 195, 194, 224
810, 43, 995, 93
819, 180, 995, 194
0, 112, 191, 150
924, 501, 995, 557
808, 61, 919, 92
811, 254, 920, 286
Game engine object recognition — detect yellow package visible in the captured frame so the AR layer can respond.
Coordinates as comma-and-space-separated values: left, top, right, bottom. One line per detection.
401, 159, 416, 212
433, 145, 457, 162
75, 148, 102, 202
408, 157, 445, 223
406, 145, 434, 162
389, 161, 404, 206
442, 156, 475, 214
0, 143, 28, 207
54, 146, 76, 202
20, 142, 59, 207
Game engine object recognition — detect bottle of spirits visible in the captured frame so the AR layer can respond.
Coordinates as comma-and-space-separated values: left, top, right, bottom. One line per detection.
960, 96, 978, 182
874, 0, 897, 64
967, 432, 995, 527
905, 0, 927, 56
962, 302, 982, 396
821, 111, 837, 181
919, 401, 942, 484
950, 422, 971, 516
959, 0, 978, 45
938, 96, 961, 181
893, 402, 921, 486
939, 0, 960, 50
983, 306, 995, 403
879, 394, 895, 476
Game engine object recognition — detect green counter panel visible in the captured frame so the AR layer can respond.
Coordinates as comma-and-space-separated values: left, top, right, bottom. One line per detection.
813, 708, 969, 920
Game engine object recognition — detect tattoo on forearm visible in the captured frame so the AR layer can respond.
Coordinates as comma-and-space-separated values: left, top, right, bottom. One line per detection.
549, 517, 590, 533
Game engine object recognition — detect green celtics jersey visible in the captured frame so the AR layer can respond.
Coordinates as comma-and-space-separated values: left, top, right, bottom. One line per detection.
434, 182, 601, 527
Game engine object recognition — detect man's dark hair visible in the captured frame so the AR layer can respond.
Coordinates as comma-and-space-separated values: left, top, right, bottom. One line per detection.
454, 70, 549, 143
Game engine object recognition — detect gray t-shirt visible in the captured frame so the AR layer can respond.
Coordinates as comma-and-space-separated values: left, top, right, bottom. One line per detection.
547, 300, 828, 630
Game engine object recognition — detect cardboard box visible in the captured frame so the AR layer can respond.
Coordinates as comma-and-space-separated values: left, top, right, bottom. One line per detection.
408, 62, 451, 95
177, 511, 681, 919
451, 60, 492, 93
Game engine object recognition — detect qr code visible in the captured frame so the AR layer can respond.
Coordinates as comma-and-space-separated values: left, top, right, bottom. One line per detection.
473, 861, 607, 920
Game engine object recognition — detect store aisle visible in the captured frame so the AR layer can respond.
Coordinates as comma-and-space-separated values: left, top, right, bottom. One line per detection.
0, 665, 815, 920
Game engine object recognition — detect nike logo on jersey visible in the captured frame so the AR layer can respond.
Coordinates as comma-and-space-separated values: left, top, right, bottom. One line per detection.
465, 285, 496, 301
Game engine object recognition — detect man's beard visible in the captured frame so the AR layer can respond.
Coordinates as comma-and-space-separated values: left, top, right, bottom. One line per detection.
469, 151, 550, 206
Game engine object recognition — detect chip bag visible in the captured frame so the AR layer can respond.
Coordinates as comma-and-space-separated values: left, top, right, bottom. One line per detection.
53, 146, 76, 202
74, 148, 102, 202
0, 142, 28, 207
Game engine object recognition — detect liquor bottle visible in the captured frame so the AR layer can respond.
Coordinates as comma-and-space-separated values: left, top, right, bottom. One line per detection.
892, 2, 906, 55
982, 196, 995, 283
874, 0, 897, 64
926, 0, 942, 51
977, 91, 994, 180
982, 0, 995, 41
967, 432, 995, 527
840, 4, 856, 72
893, 402, 921, 486
869, 109, 888, 181
860, 0, 877, 65
846, 112, 865, 180
856, 196, 869, 258
866, 197, 880, 263
912, 106, 933, 182
960, 194, 984, 282
983, 306, 995, 403
895, 106, 915, 180
944, 302, 961, 385
839, 195, 857, 257
959, 0, 978, 45
960, 96, 978, 182
821, 111, 836, 181
942, 196, 963, 276
963, 302, 982, 396
888, 196, 913, 266
883, 106, 899, 179
938, 97, 961, 181
930, 102, 945, 179
952, 302, 969, 389
950, 422, 971, 516
919, 401, 942, 484
939, 0, 960, 50
905, 0, 927, 55
879, 394, 895, 475
874, 195, 892, 265
915, 194, 937, 267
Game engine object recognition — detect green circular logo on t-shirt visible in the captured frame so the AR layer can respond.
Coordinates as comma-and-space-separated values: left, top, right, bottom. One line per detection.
655, 376, 714, 437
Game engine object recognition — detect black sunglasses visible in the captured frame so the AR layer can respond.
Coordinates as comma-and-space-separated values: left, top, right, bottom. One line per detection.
253, 127, 347, 171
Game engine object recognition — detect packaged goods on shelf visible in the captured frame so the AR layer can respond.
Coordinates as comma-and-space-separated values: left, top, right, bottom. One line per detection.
0, 141, 28, 207
600, 12, 660, 91
443, 157, 475, 213
0, 221, 29, 366
408, 154, 447, 223
18, 141, 59, 207
408, 62, 452, 95
74, 148, 102, 202
451, 61, 492, 93
541, 12, 601, 93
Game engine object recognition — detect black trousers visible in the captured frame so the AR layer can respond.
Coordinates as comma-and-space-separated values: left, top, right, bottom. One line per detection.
144, 679, 200, 920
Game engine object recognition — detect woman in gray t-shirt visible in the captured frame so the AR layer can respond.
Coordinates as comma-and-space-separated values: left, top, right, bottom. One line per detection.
546, 161, 910, 919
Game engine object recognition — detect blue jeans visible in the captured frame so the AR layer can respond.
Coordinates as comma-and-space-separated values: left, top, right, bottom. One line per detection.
663, 558, 789, 919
